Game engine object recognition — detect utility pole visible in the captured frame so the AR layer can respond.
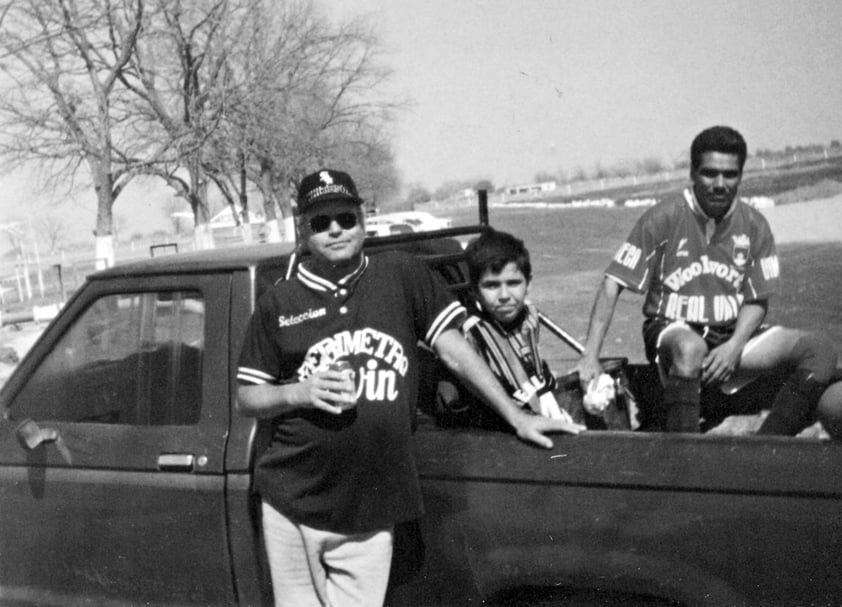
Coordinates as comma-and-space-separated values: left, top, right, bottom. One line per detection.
1, 222, 31, 302
27, 218, 44, 298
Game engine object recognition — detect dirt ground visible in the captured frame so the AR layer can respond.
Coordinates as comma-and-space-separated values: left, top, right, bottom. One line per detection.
760, 194, 842, 243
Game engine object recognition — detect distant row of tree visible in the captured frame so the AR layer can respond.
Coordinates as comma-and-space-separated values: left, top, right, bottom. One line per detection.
405, 140, 842, 207
0, 0, 400, 264
754, 140, 841, 159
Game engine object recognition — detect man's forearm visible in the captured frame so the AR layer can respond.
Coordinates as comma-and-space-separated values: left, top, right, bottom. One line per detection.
728, 301, 767, 350
581, 277, 622, 361
434, 329, 529, 428
237, 383, 305, 419
434, 328, 585, 447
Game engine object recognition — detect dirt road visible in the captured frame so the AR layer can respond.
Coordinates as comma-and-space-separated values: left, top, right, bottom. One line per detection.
761, 194, 842, 243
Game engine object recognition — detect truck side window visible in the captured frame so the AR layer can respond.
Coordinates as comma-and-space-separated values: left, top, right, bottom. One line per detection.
8, 290, 204, 425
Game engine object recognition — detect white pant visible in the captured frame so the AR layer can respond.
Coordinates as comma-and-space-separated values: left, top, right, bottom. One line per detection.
261, 501, 394, 607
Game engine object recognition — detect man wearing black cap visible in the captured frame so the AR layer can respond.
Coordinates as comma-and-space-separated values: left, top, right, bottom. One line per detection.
236, 168, 583, 606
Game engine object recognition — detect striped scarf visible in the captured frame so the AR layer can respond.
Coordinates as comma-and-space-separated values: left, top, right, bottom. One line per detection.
463, 302, 555, 412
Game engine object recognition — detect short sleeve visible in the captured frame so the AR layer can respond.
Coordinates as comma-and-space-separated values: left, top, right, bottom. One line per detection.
397, 253, 465, 348
604, 205, 665, 293
743, 211, 780, 301
237, 293, 282, 386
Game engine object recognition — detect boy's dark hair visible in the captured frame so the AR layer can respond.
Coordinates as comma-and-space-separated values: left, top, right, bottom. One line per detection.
690, 125, 747, 172
465, 229, 532, 287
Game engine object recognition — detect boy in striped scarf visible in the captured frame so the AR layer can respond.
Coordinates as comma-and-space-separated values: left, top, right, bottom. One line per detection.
436, 230, 582, 430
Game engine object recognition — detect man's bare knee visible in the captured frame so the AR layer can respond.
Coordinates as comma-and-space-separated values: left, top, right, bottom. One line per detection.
661, 334, 707, 377
792, 332, 838, 382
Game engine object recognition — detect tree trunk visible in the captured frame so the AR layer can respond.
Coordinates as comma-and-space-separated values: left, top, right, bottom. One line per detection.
193, 223, 215, 250
190, 192, 215, 250
92, 161, 116, 269
188, 160, 215, 250
264, 219, 282, 243
238, 153, 253, 244
259, 158, 282, 243
94, 235, 115, 270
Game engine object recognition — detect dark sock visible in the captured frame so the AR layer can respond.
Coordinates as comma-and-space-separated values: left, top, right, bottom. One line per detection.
663, 376, 701, 433
758, 369, 826, 436
760, 335, 838, 436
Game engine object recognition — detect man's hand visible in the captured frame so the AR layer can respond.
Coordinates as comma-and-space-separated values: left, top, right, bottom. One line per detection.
295, 370, 357, 415
573, 275, 623, 393
702, 341, 742, 385
237, 370, 357, 419
434, 329, 586, 448
511, 410, 586, 449
574, 355, 604, 393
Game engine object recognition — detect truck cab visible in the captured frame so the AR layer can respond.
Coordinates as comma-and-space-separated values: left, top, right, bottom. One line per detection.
2, 218, 841, 606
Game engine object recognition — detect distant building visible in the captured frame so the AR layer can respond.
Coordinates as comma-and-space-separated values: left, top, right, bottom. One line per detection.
504, 181, 557, 197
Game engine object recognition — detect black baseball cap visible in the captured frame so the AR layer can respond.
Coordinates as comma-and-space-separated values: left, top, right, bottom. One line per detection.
297, 169, 363, 213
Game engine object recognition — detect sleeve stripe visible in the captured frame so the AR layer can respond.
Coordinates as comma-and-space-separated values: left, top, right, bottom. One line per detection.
425, 301, 466, 346
604, 272, 637, 291
237, 366, 276, 385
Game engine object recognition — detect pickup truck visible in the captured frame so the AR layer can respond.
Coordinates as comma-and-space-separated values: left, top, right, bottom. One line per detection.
1, 206, 841, 607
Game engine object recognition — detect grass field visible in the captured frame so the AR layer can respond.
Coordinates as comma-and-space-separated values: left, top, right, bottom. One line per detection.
446, 203, 842, 375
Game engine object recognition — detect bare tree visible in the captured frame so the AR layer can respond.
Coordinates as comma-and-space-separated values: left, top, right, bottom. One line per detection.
220, 0, 401, 242
533, 171, 557, 184
405, 184, 432, 208
0, 0, 144, 268
322, 123, 400, 212
1, 0, 402, 255
38, 214, 68, 254
117, 0, 264, 249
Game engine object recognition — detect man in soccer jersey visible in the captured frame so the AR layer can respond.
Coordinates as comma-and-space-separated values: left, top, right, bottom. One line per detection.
574, 126, 837, 435
236, 168, 581, 606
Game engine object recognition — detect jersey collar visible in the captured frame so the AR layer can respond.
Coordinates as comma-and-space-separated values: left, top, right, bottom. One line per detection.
683, 187, 738, 243
683, 187, 738, 222
296, 255, 369, 292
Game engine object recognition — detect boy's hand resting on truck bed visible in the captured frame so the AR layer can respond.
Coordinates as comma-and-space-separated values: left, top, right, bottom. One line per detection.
512, 409, 586, 449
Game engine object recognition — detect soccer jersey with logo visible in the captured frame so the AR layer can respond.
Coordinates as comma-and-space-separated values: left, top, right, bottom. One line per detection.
605, 189, 780, 327
237, 251, 464, 534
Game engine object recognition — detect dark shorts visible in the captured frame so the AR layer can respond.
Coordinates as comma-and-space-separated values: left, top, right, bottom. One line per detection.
642, 317, 770, 365
640, 318, 780, 431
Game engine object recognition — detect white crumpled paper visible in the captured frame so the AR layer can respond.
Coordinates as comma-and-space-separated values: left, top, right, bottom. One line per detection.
583, 373, 616, 415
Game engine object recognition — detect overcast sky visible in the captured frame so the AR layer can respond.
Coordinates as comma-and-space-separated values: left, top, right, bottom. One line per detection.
3, 0, 841, 241
325, 0, 842, 189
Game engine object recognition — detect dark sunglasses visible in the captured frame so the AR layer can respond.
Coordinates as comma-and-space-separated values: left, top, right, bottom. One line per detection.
309, 212, 358, 233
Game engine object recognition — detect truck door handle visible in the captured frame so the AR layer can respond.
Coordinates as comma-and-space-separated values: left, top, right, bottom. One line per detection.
158, 453, 196, 472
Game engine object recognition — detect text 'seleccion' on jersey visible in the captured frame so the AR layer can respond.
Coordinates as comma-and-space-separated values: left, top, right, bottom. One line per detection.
236, 251, 464, 534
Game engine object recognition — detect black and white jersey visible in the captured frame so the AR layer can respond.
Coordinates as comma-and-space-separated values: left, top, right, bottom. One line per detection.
238, 250, 464, 533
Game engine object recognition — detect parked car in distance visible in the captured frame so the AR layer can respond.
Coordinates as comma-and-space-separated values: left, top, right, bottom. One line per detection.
365, 210, 453, 238
384, 211, 453, 231
364, 215, 414, 237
